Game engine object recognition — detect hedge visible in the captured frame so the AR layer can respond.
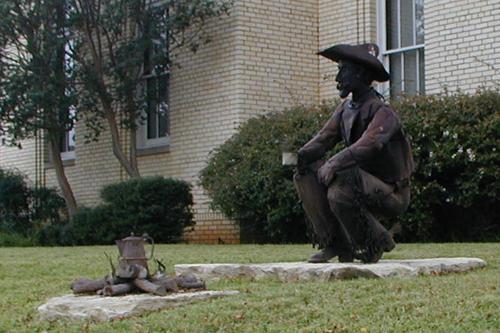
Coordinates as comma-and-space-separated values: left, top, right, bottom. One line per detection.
0, 168, 31, 234
99, 176, 194, 243
0, 168, 64, 240
393, 89, 500, 241
200, 89, 500, 243
200, 103, 337, 243
38, 176, 195, 245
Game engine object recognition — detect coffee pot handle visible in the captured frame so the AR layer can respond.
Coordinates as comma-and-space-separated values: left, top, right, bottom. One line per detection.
142, 233, 155, 260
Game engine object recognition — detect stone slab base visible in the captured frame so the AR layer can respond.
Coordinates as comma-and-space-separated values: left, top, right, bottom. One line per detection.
37, 290, 239, 322
175, 258, 486, 282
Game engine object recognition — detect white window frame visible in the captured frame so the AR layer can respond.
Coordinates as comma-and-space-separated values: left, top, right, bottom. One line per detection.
137, 72, 170, 149
377, 0, 425, 97
136, 4, 170, 150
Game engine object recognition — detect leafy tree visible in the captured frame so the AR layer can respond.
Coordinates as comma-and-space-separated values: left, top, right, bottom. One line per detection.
0, 0, 78, 217
69, 0, 233, 177
0, 0, 232, 219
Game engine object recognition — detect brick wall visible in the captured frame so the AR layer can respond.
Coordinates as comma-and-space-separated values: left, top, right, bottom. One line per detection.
425, 0, 500, 93
235, 0, 319, 121
0, 139, 39, 183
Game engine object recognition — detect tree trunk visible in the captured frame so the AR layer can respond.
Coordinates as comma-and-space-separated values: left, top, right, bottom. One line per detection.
103, 108, 140, 178
129, 119, 138, 175
79, 22, 140, 179
48, 135, 78, 219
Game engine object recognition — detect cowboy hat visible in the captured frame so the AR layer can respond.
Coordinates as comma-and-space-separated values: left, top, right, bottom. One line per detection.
318, 43, 390, 82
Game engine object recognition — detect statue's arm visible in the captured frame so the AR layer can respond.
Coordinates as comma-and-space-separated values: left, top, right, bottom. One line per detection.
325, 106, 400, 173
297, 105, 343, 165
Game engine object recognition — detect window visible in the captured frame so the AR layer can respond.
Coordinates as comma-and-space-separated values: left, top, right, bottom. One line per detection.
377, 0, 425, 96
141, 71, 169, 146
60, 106, 76, 160
61, 40, 76, 160
137, 8, 170, 150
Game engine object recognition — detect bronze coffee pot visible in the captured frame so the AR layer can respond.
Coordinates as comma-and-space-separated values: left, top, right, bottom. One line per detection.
116, 233, 155, 270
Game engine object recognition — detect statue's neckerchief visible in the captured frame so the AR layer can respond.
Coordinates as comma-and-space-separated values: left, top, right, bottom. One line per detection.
347, 88, 380, 109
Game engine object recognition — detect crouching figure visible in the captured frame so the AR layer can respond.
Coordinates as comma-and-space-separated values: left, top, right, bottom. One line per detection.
294, 43, 414, 263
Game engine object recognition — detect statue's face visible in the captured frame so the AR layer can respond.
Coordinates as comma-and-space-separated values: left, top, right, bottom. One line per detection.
335, 60, 368, 98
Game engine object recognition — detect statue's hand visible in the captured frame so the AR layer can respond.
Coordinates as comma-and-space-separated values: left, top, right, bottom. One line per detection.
317, 163, 335, 187
297, 149, 308, 175
297, 148, 307, 161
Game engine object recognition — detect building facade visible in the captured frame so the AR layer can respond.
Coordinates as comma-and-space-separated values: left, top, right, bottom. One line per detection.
1, 0, 499, 243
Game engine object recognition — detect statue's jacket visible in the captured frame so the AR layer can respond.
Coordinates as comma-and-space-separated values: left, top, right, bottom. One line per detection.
300, 94, 414, 184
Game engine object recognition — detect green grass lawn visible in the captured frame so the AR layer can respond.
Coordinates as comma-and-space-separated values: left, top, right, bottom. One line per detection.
0, 243, 498, 332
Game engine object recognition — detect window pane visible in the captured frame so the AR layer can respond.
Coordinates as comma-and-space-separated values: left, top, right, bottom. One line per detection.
67, 130, 75, 152
158, 75, 168, 137
419, 48, 425, 93
400, 0, 414, 47
390, 53, 403, 97
158, 74, 168, 102
404, 50, 417, 94
60, 134, 68, 152
60, 131, 75, 153
68, 106, 76, 151
147, 78, 157, 139
158, 106, 167, 137
386, 0, 399, 49
144, 48, 151, 76
60, 107, 76, 153
415, 0, 424, 44
147, 108, 157, 139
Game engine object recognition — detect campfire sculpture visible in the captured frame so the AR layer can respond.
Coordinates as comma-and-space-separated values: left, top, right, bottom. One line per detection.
70, 233, 205, 296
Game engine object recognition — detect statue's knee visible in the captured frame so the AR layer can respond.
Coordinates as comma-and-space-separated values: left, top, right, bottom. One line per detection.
327, 185, 345, 204
327, 178, 357, 207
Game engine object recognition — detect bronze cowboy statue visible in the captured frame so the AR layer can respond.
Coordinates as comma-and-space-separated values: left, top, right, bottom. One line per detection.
294, 43, 414, 263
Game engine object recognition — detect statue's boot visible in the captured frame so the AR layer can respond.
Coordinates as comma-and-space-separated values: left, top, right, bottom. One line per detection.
366, 212, 396, 252
340, 207, 395, 263
308, 246, 354, 263
307, 247, 337, 263
327, 174, 395, 263
359, 213, 396, 263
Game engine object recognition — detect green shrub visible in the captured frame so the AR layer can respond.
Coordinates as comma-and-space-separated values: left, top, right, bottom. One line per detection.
0, 231, 35, 247
66, 206, 114, 245
100, 177, 194, 243
30, 187, 66, 224
0, 169, 31, 234
41, 176, 195, 245
0, 168, 65, 243
393, 89, 500, 241
201, 89, 500, 243
36, 206, 111, 246
200, 102, 339, 243
34, 222, 65, 246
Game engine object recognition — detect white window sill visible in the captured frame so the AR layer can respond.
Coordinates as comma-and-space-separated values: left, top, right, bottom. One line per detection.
45, 157, 76, 169
61, 151, 76, 161
137, 144, 170, 157
136, 135, 170, 156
